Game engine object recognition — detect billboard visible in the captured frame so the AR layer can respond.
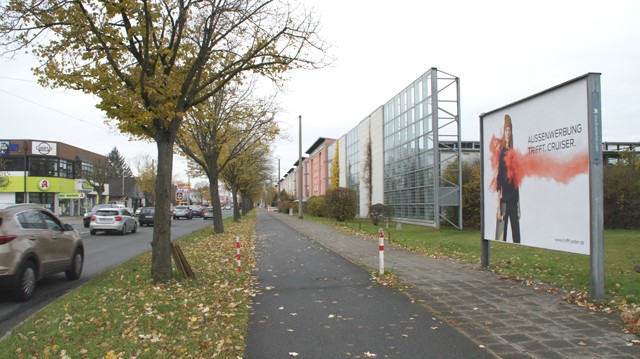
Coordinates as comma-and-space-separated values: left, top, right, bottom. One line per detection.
481, 74, 601, 255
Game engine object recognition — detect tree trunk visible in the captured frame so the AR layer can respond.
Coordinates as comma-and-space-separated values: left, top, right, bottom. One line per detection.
240, 190, 251, 215
207, 168, 225, 233
151, 138, 174, 282
232, 186, 240, 221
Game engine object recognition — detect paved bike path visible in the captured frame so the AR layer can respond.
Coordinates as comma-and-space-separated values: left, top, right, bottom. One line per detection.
246, 211, 492, 358
257, 211, 640, 359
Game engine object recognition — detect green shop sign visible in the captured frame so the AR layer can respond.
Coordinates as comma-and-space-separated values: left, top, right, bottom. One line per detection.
81, 181, 94, 190
59, 193, 85, 199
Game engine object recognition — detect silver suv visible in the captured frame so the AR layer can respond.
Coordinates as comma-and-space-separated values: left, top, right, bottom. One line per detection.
0, 204, 84, 301
173, 205, 193, 220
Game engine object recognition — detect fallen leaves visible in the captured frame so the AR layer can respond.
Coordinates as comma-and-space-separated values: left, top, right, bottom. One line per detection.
563, 290, 640, 338
0, 214, 258, 358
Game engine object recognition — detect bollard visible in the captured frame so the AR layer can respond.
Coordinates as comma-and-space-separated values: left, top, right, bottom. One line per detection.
236, 235, 242, 274
378, 229, 385, 275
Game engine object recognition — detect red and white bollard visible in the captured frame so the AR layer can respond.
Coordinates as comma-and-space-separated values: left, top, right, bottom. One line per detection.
378, 229, 385, 275
236, 235, 242, 274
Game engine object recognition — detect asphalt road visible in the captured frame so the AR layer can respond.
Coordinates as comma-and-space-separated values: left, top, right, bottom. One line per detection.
246, 212, 493, 358
0, 211, 232, 338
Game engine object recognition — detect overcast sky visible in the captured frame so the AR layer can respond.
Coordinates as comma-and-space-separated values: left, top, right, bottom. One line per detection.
1, 0, 639, 183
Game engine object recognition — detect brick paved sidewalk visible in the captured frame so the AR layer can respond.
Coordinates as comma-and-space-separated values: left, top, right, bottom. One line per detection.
268, 211, 640, 359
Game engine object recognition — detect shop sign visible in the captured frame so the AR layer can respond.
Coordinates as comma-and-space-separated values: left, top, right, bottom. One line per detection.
32, 141, 58, 156
38, 179, 51, 191
59, 193, 85, 199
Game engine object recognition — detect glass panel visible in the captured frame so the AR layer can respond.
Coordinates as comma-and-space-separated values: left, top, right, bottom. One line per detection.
408, 87, 414, 108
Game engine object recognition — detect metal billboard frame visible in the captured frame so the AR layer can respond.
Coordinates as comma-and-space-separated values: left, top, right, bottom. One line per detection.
479, 73, 604, 299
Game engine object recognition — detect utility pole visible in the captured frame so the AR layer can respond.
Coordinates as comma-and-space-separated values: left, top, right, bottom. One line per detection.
298, 115, 303, 219
122, 164, 125, 204
23, 140, 28, 203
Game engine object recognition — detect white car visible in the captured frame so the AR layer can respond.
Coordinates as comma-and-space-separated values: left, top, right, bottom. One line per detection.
203, 206, 214, 220
89, 208, 138, 235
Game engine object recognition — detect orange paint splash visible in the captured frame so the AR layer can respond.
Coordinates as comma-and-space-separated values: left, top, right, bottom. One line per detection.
489, 135, 589, 191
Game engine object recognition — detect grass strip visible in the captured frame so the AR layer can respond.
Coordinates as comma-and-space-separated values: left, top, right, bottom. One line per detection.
0, 213, 256, 359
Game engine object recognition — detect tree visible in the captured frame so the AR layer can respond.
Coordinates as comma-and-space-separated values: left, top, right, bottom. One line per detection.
330, 140, 339, 189
362, 138, 372, 208
221, 143, 273, 221
192, 181, 211, 205
0, 158, 9, 188
0, 1, 327, 282
177, 78, 279, 232
82, 158, 111, 204
441, 158, 481, 229
133, 154, 157, 206
107, 147, 133, 178
603, 150, 640, 229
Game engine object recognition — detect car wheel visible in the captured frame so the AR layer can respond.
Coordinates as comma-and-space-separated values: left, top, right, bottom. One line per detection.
90, 229, 96, 235
121, 224, 127, 235
65, 250, 83, 280
132, 222, 138, 233
14, 261, 37, 302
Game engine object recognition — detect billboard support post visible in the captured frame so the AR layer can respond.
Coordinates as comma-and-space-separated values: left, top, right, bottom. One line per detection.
587, 74, 604, 300
480, 113, 490, 267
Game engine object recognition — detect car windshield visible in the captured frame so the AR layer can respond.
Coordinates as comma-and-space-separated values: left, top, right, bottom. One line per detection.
91, 204, 111, 211
176, 206, 187, 210
96, 210, 120, 216
141, 208, 154, 214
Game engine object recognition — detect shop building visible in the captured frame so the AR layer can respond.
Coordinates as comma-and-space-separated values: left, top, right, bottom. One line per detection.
0, 139, 115, 216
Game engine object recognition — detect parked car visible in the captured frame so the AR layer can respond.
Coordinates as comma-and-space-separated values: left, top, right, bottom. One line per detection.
0, 203, 84, 301
203, 206, 214, 220
138, 207, 156, 227
89, 208, 138, 235
190, 205, 203, 217
83, 203, 117, 228
173, 205, 193, 220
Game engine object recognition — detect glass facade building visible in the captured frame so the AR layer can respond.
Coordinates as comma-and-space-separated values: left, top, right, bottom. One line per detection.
383, 71, 437, 222
345, 126, 360, 213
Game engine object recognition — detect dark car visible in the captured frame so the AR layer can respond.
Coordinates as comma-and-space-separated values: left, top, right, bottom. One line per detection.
190, 205, 203, 217
83, 203, 117, 228
138, 207, 157, 227
0, 204, 84, 301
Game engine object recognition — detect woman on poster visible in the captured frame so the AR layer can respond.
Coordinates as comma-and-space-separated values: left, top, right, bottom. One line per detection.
496, 115, 521, 243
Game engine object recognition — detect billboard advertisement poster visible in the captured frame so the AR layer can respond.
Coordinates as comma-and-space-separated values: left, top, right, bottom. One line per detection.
481, 75, 596, 255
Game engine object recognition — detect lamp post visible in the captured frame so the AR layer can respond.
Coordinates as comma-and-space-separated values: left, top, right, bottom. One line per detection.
122, 165, 125, 202
23, 140, 28, 203
298, 115, 303, 219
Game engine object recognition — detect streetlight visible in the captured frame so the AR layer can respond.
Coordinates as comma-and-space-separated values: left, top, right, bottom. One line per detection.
122, 164, 125, 203
298, 115, 303, 219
